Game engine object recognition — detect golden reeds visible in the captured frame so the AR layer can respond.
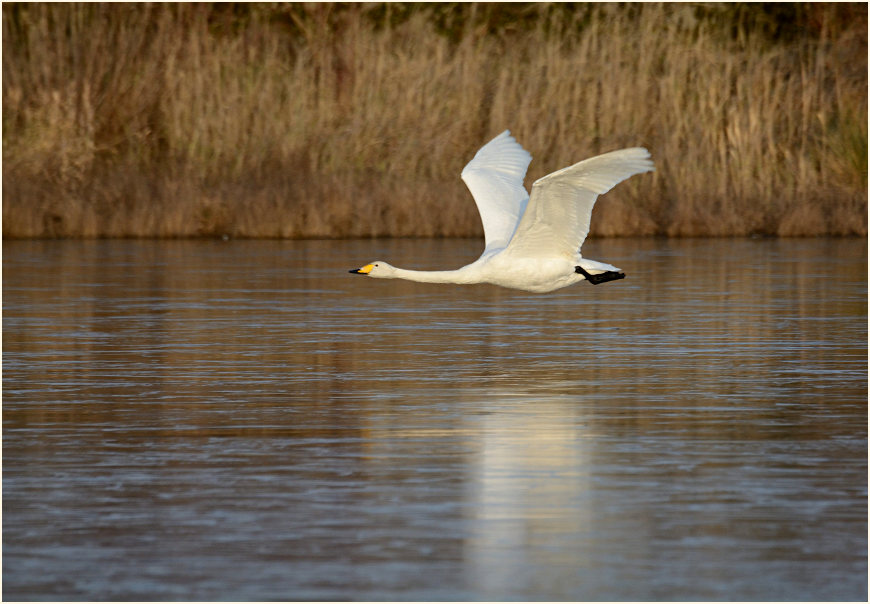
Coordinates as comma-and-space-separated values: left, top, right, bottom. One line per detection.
2, 3, 867, 238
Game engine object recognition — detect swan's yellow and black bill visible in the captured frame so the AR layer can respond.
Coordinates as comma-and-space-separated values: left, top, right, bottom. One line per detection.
349, 264, 374, 274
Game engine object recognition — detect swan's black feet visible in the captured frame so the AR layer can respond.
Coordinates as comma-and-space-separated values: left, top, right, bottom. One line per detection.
575, 266, 626, 285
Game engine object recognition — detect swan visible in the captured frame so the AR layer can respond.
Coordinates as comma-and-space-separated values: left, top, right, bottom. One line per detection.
350, 130, 654, 293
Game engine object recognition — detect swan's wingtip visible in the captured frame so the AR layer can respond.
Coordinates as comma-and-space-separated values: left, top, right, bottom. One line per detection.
623, 146, 655, 171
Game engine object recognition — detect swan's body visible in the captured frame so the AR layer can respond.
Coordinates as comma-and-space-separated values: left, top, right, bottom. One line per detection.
350, 130, 654, 293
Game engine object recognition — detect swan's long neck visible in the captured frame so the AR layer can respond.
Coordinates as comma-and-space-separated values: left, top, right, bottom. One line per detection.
391, 266, 479, 285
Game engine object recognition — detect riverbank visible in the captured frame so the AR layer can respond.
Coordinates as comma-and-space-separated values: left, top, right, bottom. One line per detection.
2, 3, 866, 238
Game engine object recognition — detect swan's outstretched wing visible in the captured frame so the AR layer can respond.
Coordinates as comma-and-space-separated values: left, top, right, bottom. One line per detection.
460, 130, 533, 253
504, 147, 654, 259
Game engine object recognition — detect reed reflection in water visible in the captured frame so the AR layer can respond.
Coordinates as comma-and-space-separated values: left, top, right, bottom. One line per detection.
2, 237, 867, 600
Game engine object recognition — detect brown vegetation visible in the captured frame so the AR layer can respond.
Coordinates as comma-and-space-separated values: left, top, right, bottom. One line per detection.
2, 3, 867, 238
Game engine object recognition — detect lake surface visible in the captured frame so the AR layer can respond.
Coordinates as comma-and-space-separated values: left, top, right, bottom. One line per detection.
2, 237, 867, 601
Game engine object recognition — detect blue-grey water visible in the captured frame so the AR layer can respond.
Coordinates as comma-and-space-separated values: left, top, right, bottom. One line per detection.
2, 237, 867, 601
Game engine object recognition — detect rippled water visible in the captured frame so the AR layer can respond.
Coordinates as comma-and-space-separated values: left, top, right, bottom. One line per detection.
3, 237, 867, 601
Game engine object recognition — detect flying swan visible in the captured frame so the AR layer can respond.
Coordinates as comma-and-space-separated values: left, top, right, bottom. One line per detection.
350, 130, 654, 293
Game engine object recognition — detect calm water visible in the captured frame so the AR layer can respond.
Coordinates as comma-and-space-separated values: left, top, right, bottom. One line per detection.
3, 237, 867, 601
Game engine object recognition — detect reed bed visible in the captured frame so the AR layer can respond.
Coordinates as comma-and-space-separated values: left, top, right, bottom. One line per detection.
2, 3, 867, 238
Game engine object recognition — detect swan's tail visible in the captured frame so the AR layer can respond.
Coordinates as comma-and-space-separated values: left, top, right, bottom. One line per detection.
577, 258, 621, 273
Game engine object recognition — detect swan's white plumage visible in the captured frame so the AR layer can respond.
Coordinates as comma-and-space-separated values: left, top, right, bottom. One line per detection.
350, 130, 654, 293
506, 147, 654, 261
460, 131, 532, 253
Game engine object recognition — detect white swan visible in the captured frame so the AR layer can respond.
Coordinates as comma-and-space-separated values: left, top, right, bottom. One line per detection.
350, 130, 654, 293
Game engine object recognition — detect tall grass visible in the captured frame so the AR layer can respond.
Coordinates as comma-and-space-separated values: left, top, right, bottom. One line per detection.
2, 3, 867, 238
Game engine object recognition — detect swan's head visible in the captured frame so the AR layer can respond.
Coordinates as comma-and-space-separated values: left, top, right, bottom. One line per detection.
349, 261, 396, 279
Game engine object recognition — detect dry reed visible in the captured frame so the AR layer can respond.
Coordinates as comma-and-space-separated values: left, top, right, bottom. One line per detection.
2, 3, 867, 238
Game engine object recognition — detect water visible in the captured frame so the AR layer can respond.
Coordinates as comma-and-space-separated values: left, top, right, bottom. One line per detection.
3, 237, 867, 601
